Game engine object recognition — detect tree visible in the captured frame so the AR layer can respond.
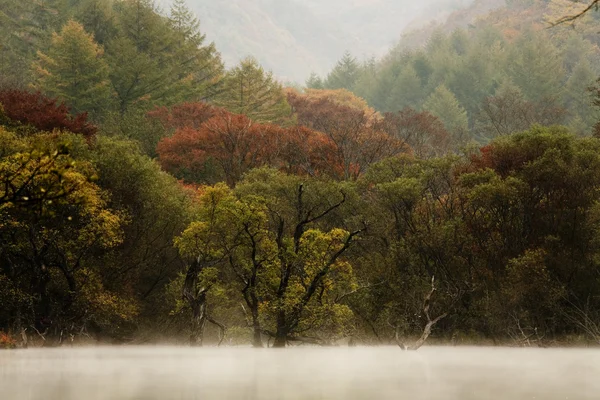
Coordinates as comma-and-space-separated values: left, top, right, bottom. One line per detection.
564, 59, 598, 134
235, 169, 363, 347
384, 65, 426, 112
106, 0, 223, 115
167, 0, 224, 101
507, 30, 564, 103
74, 0, 119, 46
380, 108, 450, 158
84, 136, 193, 335
0, 133, 129, 342
288, 89, 407, 180
475, 81, 567, 141
174, 184, 233, 346
157, 111, 283, 186
32, 20, 110, 119
214, 57, 291, 124
325, 51, 361, 91
0, 90, 97, 138
422, 85, 469, 146
306, 72, 324, 89
0, 130, 79, 209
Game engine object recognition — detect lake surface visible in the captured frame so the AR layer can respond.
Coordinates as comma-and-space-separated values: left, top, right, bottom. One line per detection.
0, 346, 598, 399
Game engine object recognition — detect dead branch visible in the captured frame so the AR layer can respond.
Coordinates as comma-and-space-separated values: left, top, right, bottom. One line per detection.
395, 276, 448, 351
551, 0, 599, 25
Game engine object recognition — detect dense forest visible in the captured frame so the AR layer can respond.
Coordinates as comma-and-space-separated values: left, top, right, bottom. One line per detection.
1, 0, 600, 349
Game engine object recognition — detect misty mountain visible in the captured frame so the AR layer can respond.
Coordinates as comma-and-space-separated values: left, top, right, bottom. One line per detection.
184, 0, 477, 82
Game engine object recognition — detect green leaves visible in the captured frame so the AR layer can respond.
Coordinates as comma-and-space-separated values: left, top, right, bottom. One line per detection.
214, 57, 291, 125
32, 20, 111, 119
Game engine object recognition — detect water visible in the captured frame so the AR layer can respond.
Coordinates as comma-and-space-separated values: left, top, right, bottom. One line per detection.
0, 346, 598, 399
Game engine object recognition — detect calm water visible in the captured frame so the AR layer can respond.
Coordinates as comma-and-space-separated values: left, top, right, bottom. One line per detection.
0, 346, 598, 399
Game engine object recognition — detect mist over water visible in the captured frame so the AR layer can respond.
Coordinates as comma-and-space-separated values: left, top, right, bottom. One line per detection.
1, 346, 598, 400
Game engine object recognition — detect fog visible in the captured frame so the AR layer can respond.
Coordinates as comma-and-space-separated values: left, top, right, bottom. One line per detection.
1, 347, 599, 400
176, 0, 482, 82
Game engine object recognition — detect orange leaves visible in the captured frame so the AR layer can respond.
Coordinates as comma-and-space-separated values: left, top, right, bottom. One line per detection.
157, 91, 412, 184
157, 106, 336, 185
147, 102, 216, 132
156, 127, 209, 183
288, 89, 407, 180
0, 332, 16, 349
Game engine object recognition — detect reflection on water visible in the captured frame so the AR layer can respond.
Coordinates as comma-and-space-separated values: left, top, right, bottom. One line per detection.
0, 346, 598, 399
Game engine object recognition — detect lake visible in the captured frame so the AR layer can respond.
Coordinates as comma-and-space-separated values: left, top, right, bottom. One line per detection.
1, 346, 598, 399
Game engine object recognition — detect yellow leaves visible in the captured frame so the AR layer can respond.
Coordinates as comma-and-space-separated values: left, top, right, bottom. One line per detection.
298, 228, 349, 269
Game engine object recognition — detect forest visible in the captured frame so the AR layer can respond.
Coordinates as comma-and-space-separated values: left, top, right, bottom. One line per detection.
1, 0, 600, 349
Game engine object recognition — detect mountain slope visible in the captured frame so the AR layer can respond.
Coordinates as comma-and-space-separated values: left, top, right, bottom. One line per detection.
184, 0, 477, 82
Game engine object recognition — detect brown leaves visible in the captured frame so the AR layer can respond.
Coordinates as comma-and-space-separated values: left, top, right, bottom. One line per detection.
288, 89, 408, 180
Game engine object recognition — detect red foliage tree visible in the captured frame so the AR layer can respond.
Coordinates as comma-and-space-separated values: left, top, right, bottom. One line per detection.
201, 111, 283, 186
379, 108, 449, 159
147, 102, 217, 132
158, 110, 285, 186
0, 90, 97, 138
157, 108, 342, 185
288, 91, 407, 180
277, 126, 339, 177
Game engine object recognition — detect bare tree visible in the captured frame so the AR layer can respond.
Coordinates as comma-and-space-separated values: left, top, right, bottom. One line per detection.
395, 277, 448, 351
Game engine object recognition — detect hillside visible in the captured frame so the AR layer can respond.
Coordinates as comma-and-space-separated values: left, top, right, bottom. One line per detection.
184, 0, 478, 82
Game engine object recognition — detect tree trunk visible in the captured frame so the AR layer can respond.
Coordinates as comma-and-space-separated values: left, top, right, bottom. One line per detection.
189, 300, 207, 346
272, 333, 287, 348
252, 322, 263, 348
273, 311, 288, 348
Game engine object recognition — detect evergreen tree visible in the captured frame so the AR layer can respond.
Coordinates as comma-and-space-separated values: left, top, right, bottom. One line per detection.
74, 0, 118, 46
508, 30, 564, 102
214, 57, 291, 124
0, 0, 39, 88
385, 65, 426, 112
448, 43, 496, 117
32, 20, 110, 118
106, 0, 223, 114
168, 0, 224, 99
306, 72, 324, 89
422, 85, 469, 145
565, 59, 599, 132
325, 51, 360, 90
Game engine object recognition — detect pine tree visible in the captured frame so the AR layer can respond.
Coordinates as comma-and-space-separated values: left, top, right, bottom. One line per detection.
449, 43, 495, 117
0, 0, 40, 88
306, 72, 324, 90
105, 0, 223, 114
325, 51, 360, 91
385, 65, 425, 112
74, 0, 118, 46
508, 30, 564, 102
32, 20, 110, 118
422, 85, 469, 145
214, 57, 291, 124
565, 59, 599, 132
169, 0, 224, 100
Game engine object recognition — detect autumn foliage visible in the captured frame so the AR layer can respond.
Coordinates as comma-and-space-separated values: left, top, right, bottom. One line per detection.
0, 332, 16, 349
288, 89, 408, 179
147, 102, 217, 132
379, 108, 450, 158
0, 90, 97, 138
157, 108, 337, 185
